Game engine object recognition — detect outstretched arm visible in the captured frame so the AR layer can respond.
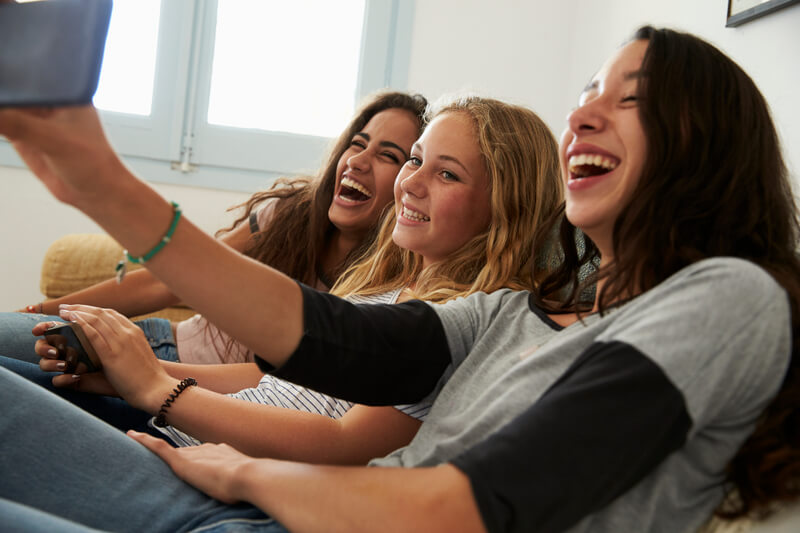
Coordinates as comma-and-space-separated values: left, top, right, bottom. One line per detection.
23, 204, 256, 318
129, 431, 486, 533
0, 106, 304, 367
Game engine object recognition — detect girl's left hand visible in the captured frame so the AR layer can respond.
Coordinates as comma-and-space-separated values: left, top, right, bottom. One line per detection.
128, 430, 251, 504
49, 304, 175, 411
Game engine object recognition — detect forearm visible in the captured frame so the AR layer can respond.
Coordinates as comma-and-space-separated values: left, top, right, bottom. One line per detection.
234, 460, 486, 533
155, 381, 420, 463
160, 360, 263, 394
80, 185, 303, 367
39, 269, 179, 317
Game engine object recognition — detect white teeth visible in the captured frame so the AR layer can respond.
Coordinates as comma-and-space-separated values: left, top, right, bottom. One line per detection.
568, 153, 618, 173
340, 177, 372, 198
402, 206, 430, 222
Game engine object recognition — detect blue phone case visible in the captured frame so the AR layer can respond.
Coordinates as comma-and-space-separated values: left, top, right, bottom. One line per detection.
0, 0, 113, 106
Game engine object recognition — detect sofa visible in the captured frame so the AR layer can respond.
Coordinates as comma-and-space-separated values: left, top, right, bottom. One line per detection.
40, 233, 196, 322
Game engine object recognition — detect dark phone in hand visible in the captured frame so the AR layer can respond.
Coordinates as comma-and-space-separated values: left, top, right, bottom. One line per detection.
0, 0, 113, 106
44, 322, 102, 373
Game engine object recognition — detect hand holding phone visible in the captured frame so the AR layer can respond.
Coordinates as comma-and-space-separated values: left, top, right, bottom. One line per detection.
43, 322, 102, 373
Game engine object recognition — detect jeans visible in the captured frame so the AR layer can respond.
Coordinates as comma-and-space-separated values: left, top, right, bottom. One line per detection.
0, 366, 289, 533
0, 312, 180, 434
0, 355, 159, 435
0, 312, 179, 364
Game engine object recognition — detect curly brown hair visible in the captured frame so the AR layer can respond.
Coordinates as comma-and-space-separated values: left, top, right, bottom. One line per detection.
220, 91, 428, 286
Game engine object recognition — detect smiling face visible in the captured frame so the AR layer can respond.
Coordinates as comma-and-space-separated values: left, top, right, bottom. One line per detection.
560, 39, 649, 259
392, 111, 492, 268
328, 108, 420, 240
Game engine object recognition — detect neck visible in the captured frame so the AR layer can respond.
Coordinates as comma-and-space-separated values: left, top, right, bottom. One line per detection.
321, 229, 363, 280
592, 248, 613, 313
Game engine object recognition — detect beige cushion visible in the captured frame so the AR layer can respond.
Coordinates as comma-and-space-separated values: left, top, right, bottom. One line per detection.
40, 234, 141, 298
40, 233, 194, 322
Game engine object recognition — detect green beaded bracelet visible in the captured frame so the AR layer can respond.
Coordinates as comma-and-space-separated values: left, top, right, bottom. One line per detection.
115, 201, 181, 283
126, 201, 182, 264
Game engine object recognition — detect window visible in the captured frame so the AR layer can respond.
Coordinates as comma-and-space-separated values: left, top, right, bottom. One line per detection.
1, 0, 414, 192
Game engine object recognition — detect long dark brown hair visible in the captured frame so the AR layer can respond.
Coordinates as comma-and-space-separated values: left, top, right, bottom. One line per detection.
221, 91, 428, 285
532, 26, 800, 518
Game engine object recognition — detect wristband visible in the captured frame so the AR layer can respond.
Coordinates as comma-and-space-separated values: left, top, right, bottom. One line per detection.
115, 201, 182, 283
153, 377, 197, 428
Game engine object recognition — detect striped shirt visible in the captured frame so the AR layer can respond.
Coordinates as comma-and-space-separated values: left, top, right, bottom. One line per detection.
154, 287, 431, 447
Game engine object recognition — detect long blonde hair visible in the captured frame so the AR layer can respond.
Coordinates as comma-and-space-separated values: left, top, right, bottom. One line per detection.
331, 95, 562, 303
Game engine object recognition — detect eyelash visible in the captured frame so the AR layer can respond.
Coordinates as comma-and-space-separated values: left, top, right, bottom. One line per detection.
404, 158, 460, 182
350, 140, 401, 164
383, 152, 400, 164
442, 170, 459, 182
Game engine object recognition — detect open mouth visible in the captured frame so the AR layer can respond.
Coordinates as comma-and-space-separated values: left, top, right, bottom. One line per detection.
568, 153, 619, 179
401, 205, 430, 222
338, 177, 373, 203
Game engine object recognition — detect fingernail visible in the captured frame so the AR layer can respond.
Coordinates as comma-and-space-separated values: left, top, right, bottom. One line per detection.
47, 348, 57, 356
57, 344, 65, 351
56, 362, 65, 370
59, 309, 72, 320
71, 374, 81, 381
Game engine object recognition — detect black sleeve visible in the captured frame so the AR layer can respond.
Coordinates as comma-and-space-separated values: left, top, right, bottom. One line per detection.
451, 341, 692, 533
254, 283, 452, 405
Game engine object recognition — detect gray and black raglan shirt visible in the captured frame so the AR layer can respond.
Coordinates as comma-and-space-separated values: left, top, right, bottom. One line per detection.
265, 257, 791, 533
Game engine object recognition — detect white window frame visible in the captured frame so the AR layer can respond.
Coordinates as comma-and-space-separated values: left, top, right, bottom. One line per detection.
0, 0, 415, 193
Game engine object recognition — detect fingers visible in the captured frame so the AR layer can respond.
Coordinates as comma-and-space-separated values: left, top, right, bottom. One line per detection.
33, 320, 65, 336
0, 108, 55, 145
127, 430, 176, 462
50, 371, 117, 395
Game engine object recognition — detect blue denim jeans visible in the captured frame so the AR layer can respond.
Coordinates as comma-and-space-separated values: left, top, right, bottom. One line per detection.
0, 312, 179, 363
0, 313, 178, 434
0, 366, 289, 532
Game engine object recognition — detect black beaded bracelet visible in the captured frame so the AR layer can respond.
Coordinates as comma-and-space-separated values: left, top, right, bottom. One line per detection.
154, 377, 197, 428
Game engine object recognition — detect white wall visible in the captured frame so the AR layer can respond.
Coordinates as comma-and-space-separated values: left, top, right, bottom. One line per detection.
405, 0, 800, 178
0, 166, 249, 309
2, 0, 798, 309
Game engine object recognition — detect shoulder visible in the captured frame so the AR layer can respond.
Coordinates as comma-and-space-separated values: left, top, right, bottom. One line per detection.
431, 288, 530, 326
429, 289, 534, 359
663, 256, 783, 295
627, 257, 788, 327
253, 197, 281, 231
602, 258, 791, 420
612, 257, 789, 340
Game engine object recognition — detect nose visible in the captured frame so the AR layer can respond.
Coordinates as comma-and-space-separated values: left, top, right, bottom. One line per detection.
346, 148, 372, 172
398, 165, 427, 199
566, 98, 606, 136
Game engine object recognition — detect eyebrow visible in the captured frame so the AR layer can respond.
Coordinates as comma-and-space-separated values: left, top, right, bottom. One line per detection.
354, 132, 409, 160
410, 141, 473, 177
581, 70, 643, 94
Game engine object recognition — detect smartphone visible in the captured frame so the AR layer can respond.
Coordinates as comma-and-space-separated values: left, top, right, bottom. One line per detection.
0, 0, 113, 107
43, 322, 102, 373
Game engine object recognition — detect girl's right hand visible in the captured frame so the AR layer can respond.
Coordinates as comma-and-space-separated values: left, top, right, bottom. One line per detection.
0, 106, 125, 210
33, 320, 118, 396
37, 306, 177, 412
